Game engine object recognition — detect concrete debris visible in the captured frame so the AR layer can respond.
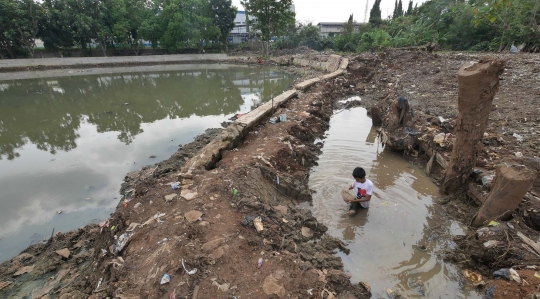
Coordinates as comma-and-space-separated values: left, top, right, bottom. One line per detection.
164, 194, 177, 203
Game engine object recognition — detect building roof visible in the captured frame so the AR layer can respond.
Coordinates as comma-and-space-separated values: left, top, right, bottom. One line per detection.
317, 22, 364, 26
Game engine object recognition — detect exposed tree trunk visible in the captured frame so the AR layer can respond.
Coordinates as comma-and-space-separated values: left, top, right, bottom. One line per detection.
371, 107, 382, 126
472, 164, 536, 227
439, 59, 505, 194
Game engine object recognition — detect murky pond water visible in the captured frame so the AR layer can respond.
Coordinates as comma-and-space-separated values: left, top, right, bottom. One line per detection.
0, 65, 296, 262
309, 107, 481, 298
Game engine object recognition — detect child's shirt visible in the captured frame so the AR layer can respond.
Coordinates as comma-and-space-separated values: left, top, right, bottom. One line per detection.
351, 179, 374, 208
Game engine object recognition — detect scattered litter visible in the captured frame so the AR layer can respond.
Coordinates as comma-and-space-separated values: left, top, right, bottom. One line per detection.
484, 285, 496, 299
513, 133, 524, 142
493, 268, 510, 280
171, 183, 179, 190
253, 217, 264, 232
535, 272, 540, 279
438, 116, 447, 123
212, 280, 230, 292
164, 194, 177, 203
160, 274, 171, 285
434, 133, 445, 144
258, 257, 263, 268
134, 202, 141, 209
56, 210, 62, 214
464, 269, 483, 284
110, 225, 116, 231
181, 259, 197, 275
386, 288, 393, 295
507, 223, 515, 229
515, 152, 524, 158
282, 218, 289, 223
233, 188, 238, 195
483, 240, 503, 248
241, 215, 256, 227
96, 277, 103, 291
158, 238, 168, 244
488, 221, 500, 227
269, 117, 279, 124
307, 289, 313, 295
101, 249, 107, 256
99, 219, 110, 233
510, 44, 519, 53
509, 268, 521, 283
279, 114, 287, 122
482, 175, 494, 187
112, 232, 133, 254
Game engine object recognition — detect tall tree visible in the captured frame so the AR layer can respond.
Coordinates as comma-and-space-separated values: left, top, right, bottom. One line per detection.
406, 0, 414, 15
343, 14, 355, 34
397, 0, 404, 17
369, 0, 382, 24
243, 0, 295, 42
393, 0, 398, 19
210, 0, 237, 48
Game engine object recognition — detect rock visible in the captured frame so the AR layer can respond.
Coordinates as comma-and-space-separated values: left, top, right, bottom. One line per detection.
209, 245, 229, 260
55, 248, 71, 259
263, 275, 286, 297
164, 194, 177, 203
301, 227, 314, 238
73, 240, 84, 249
274, 205, 288, 215
13, 265, 34, 277
185, 210, 203, 223
202, 237, 226, 253
181, 190, 198, 201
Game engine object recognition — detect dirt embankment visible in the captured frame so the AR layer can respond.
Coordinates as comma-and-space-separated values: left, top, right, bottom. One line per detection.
0, 56, 370, 299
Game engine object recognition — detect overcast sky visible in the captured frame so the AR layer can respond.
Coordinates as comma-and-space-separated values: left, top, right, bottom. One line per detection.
231, 0, 428, 24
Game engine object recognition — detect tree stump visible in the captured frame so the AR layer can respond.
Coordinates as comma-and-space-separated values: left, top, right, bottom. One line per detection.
440, 59, 505, 194
472, 164, 536, 227
371, 107, 382, 126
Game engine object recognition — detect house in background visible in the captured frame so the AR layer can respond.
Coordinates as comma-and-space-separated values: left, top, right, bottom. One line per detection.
229, 5, 295, 44
317, 22, 365, 38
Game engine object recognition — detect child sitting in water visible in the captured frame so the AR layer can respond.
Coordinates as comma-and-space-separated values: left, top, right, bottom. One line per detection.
346, 167, 374, 216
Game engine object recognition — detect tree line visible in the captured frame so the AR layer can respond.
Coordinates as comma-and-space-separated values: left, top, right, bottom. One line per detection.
278, 0, 539, 52
0, 0, 238, 58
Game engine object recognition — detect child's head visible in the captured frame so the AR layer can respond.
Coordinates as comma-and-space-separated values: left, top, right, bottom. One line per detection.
352, 167, 366, 183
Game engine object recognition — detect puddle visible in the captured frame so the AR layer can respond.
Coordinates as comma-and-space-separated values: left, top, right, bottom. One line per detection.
308, 107, 481, 298
0, 65, 296, 262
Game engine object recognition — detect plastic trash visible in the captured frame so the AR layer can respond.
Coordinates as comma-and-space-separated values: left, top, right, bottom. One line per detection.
172, 183, 179, 190
241, 215, 256, 227
493, 268, 510, 280
484, 285, 496, 299
112, 232, 133, 254
434, 133, 445, 144
510, 44, 519, 53
279, 114, 287, 122
483, 240, 502, 248
509, 268, 521, 283
488, 220, 500, 227
181, 258, 197, 275
258, 257, 263, 268
160, 273, 171, 285
482, 175, 495, 188
513, 133, 523, 141
56, 210, 62, 214
269, 117, 279, 124
515, 152, 524, 158
463, 269, 483, 284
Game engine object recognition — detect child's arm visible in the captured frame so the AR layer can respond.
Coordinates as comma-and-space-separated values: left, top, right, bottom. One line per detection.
349, 194, 371, 203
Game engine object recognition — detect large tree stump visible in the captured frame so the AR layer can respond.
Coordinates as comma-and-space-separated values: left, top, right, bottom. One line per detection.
472, 164, 536, 227
440, 59, 505, 194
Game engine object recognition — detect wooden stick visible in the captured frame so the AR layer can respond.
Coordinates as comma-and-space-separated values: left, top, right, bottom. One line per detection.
192, 285, 200, 299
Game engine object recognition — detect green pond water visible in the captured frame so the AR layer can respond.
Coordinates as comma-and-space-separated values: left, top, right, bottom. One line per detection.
0, 65, 296, 262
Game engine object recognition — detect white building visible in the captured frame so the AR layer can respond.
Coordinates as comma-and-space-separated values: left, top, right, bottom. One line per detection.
317, 22, 365, 38
229, 4, 295, 43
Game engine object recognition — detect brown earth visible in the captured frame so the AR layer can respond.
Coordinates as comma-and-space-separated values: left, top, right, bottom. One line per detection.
1, 49, 539, 299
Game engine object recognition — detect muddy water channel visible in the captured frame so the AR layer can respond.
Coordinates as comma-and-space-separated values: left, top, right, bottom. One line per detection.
0, 65, 296, 262
309, 107, 481, 298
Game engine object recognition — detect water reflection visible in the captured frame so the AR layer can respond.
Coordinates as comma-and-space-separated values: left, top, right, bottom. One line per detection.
309, 107, 479, 299
0, 67, 292, 160
0, 66, 295, 262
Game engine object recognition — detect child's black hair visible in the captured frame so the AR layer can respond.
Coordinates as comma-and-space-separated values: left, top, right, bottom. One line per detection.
352, 167, 366, 179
